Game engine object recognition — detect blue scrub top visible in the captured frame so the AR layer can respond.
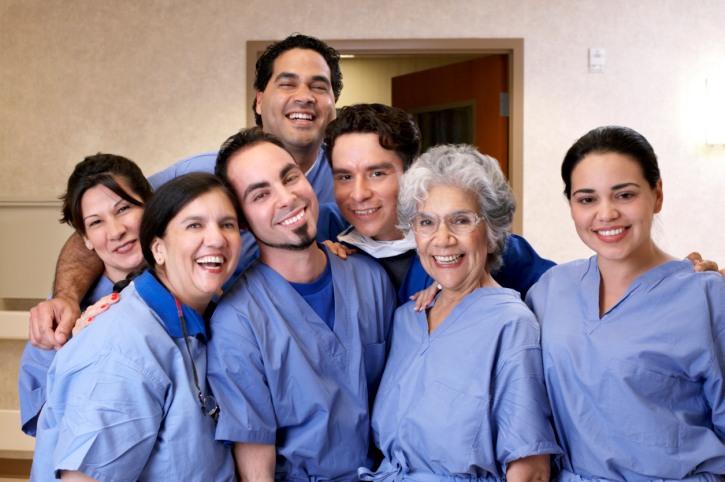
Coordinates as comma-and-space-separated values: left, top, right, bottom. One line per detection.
148, 145, 335, 290
18, 275, 114, 437
366, 289, 561, 482
526, 257, 725, 481
317, 202, 556, 303
207, 245, 397, 482
31, 271, 235, 482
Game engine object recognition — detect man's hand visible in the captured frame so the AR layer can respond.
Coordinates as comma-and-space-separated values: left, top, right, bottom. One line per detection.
29, 296, 81, 350
686, 252, 723, 276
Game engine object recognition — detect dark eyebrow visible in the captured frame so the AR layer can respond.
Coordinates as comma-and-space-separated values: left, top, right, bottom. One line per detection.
612, 182, 640, 190
331, 167, 351, 175
274, 72, 298, 83
366, 162, 396, 171
280, 163, 300, 179
243, 181, 270, 202
310, 75, 331, 87
572, 188, 595, 196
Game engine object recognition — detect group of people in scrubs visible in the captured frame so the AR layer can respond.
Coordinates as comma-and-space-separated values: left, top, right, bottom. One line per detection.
19, 32, 725, 482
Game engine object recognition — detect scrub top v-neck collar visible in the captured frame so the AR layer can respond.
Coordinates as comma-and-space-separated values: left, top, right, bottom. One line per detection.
252, 247, 353, 380
582, 257, 692, 330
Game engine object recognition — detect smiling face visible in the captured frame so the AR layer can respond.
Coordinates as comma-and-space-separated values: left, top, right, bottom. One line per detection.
255, 48, 337, 156
80, 182, 145, 283
226, 141, 319, 254
415, 184, 491, 294
331, 133, 406, 241
570, 152, 663, 264
151, 190, 241, 314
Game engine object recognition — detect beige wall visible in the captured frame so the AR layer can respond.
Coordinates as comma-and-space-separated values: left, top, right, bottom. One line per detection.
2, 0, 725, 275
338, 55, 482, 107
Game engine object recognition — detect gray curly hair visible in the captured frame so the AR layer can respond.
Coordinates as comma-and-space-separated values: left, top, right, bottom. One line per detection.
397, 144, 516, 272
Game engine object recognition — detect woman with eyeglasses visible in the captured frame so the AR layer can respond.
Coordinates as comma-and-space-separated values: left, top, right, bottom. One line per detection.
361, 145, 561, 482
31, 172, 240, 481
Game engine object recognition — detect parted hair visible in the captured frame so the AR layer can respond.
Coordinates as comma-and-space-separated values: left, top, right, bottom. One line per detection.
252, 33, 343, 127
60, 153, 153, 235
562, 125, 661, 200
397, 144, 516, 272
324, 103, 421, 170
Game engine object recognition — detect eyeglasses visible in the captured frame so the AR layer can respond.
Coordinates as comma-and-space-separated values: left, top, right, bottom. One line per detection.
408, 210, 484, 237
175, 299, 220, 421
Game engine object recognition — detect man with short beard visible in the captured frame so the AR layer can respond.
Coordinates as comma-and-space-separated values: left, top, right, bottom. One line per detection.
207, 127, 396, 482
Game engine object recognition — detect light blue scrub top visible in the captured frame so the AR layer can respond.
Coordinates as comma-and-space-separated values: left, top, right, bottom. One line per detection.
365, 289, 562, 482
148, 146, 335, 289
31, 271, 235, 482
526, 258, 725, 482
18, 275, 114, 437
207, 245, 397, 482
316, 202, 556, 303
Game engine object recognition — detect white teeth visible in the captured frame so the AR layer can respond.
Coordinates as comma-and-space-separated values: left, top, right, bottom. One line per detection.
597, 227, 625, 236
288, 113, 313, 120
116, 242, 134, 252
433, 255, 463, 264
354, 208, 378, 215
280, 210, 304, 226
196, 256, 224, 265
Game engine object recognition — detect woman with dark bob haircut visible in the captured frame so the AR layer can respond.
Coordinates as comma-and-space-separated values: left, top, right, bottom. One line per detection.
31, 172, 241, 481
526, 126, 725, 481
19, 153, 153, 437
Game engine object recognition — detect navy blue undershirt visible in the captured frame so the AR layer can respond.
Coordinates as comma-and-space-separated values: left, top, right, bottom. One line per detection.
289, 251, 335, 331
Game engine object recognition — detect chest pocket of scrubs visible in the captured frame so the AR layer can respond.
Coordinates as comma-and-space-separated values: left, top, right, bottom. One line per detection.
606, 360, 685, 448
404, 380, 488, 473
364, 342, 386, 398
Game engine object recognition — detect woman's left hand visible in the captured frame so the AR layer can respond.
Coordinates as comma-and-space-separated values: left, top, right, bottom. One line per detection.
686, 252, 723, 275
72, 292, 120, 337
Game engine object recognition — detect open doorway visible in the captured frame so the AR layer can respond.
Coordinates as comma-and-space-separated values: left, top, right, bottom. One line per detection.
246, 39, 524, 234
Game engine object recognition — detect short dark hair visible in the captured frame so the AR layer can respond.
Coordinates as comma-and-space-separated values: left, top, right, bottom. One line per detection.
325, 104, 421, 171
139, 172, 242, 268
252, 34, 343, 127
561, 126, 661, 200
60, 153, 153, 235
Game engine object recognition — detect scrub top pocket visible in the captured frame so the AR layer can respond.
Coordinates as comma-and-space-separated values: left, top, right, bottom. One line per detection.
403, 380, 489, 474
606, 360, 682, 448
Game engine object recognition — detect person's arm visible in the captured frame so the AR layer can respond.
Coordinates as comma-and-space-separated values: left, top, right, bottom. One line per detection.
61, 471, 97, 481
505, 454, 550, 482
29, 233, 103, 350
233, 442, 276, 482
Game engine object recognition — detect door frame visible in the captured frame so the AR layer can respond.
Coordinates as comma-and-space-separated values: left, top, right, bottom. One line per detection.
247, 39, 525, 235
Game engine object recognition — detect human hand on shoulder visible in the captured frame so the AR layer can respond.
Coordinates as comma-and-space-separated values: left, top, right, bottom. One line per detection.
29, 296, 81, 350
322, 240, 356, 260
686, 252, 722, 276
72, 292, 120, 337
411, 282, 442, 312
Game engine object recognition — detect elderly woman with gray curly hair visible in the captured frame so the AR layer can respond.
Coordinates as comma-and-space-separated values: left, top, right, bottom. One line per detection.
359, 145, 561, 482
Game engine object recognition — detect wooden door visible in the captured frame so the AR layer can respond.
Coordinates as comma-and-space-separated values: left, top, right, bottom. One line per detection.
392, 55, 509, 177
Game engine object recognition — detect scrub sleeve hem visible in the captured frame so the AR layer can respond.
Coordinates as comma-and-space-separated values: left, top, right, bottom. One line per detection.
54, 465, 125, 482
216, 429, 276, 445
502, 442, 563, 468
